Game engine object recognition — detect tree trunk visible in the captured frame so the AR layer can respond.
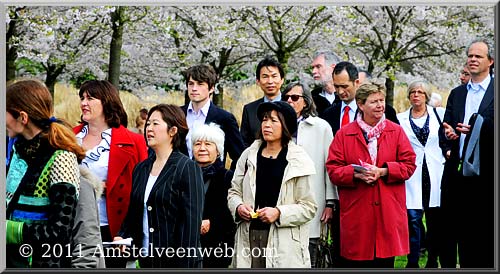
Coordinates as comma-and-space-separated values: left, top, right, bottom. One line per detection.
212, 84, 223, 108
108, 6, 125, 89
45, 64, 65, 99
385, 77, 395, 107
209, 48, 231, 108
6, 47, 17, 82
6, 7, 24, 82
275, 49, 290, 73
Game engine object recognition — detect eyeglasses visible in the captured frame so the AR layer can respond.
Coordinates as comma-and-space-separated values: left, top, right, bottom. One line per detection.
409, 90, 426, 95
283, 94, 304, 102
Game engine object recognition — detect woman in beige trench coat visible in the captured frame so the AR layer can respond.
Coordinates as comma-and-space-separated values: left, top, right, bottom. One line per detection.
227, 101, 317, 268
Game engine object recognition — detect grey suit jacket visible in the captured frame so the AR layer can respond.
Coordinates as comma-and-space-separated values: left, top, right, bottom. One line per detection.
72, 166, 105, 268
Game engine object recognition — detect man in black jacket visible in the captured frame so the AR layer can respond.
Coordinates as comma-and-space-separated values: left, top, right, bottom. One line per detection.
240, 57, 285, 147
310, 50, 341, 115
321, 62, 399, 137
181, 64, 245, 170
439, 38, 494, 269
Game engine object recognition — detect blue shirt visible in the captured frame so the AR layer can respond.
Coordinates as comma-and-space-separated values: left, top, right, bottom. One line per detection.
460, 75, 490, 157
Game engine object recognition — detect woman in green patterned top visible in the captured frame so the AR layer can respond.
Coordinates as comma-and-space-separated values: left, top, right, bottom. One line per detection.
6, 79, 86, 267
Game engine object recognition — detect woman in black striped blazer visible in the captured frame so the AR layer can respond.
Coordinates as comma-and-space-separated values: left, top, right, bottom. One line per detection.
115, 104, 204, 268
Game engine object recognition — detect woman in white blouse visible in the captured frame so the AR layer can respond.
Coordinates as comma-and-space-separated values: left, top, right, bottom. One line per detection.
397, 80, 445, 268
73, 80, 148, 268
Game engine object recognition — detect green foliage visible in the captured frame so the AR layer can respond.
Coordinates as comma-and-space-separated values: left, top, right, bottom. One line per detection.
69, 68, 98, 89
16, 57, 44, 75
157, 82, 181, 92
227, 68, 250, 82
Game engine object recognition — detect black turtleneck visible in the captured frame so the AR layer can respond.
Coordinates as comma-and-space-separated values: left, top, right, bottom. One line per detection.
251, 143, 288, 230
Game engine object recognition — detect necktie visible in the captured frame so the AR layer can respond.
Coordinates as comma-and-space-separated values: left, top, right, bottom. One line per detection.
341, 105, 350, 127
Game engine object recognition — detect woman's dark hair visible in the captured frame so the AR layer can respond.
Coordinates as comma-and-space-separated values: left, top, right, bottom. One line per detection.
79, 80, 128, 128
147, 104, 189, 150
282, 81, 318, 118
257, 110, 292, 147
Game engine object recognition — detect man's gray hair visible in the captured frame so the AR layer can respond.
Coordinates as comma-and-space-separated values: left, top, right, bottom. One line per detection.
191, 122, 225, 161
313, 50, 342, 66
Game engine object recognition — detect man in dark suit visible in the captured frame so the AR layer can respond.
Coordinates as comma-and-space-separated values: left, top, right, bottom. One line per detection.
439, 38, 494, 268
321, 62, 399, 137
181, 64, 245, 170
310, 50, 341, 115
240, 57, 285, 147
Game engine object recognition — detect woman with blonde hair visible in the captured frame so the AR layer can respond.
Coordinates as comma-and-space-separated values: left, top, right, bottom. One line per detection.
397, 80, 445, 268
6, 79, 85, 267
326, 80, 416, 268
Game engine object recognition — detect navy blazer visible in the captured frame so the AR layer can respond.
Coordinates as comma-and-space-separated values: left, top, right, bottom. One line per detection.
320, 101, 399, 137
118, 151, 204, 268
439, 81, 494, 192
311, 86, 340, 116
438, 79, 495, 269
181, 102, 245, 170
240, 97, 265, 148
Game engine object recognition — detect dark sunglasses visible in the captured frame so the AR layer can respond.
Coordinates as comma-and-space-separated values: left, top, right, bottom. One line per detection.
283, 94, 304, 102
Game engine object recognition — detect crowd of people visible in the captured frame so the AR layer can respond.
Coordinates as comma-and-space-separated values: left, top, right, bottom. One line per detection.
5, 37, 494, 269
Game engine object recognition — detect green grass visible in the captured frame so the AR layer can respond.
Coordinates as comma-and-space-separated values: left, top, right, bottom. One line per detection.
394, 213, 429, 268
395, 252, 428, 268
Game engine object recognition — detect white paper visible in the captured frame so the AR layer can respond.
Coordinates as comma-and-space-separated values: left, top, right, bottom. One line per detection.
102, 237, 132, 246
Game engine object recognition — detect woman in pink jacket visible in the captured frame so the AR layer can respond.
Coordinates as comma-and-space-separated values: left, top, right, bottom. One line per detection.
326, 80, 416, 268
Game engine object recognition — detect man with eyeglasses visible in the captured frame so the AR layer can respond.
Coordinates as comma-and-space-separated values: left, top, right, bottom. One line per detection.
459, 63, 471, 85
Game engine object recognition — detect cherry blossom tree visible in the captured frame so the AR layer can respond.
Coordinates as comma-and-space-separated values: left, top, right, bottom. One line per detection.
242, 6, 333, 73
7, 6, 109, 95
108, 6, 148, 88
333, 5, 495, 104
6, 5, 494, 106
6, 6, 26, 82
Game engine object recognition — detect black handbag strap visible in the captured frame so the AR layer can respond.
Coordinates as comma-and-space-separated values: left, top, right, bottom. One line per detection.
433, 107, 442, 125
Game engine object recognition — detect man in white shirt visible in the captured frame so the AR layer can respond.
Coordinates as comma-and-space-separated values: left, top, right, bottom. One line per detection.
181, 64, 245, 170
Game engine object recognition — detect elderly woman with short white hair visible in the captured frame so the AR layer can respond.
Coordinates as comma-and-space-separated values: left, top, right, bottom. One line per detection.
397, 80, 446, 268
192, 123, 236, 268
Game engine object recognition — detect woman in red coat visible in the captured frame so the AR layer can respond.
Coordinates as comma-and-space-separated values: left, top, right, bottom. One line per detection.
326, 80, 416, 268
73, 80, 148, 268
